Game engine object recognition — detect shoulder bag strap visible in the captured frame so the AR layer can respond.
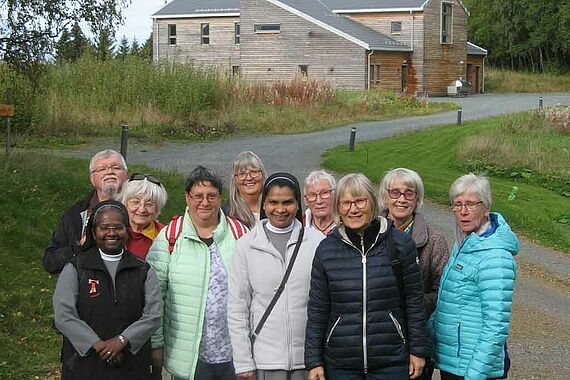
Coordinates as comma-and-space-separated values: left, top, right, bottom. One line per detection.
386, 227, 406, 312
251, 226, 305, 343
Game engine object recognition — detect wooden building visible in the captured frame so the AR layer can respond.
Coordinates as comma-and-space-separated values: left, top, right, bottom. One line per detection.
153, 0, 487, 95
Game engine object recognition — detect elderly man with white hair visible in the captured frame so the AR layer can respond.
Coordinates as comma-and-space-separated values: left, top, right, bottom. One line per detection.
43, 149, 129, 274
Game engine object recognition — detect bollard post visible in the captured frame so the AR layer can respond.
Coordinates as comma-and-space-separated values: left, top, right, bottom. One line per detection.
120, 124, 129, 161
348, 127, 357, 151
457, 109, 462, 125
539, 96, 543, 110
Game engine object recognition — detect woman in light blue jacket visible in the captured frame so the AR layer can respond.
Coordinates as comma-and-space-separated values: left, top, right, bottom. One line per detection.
432, 173, 518, 380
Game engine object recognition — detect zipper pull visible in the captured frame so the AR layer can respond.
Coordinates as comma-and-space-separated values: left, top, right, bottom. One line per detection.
362, 256, 367, 264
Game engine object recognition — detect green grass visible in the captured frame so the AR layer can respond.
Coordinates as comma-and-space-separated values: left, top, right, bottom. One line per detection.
322, 110, 570, 253
0, 152, 188, 379
486, 68, 570, 93
0, 57, 455, 147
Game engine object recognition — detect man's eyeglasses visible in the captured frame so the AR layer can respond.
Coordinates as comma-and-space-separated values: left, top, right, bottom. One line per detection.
96, 224, 127, 233
449, 201, 483, 212
91, 165, 125, 174
339, 198, 368, 212
304, 189, 334, 202
235, 169, 262, 181
387, 189, 417, 201
129, 173, 161, 186
188, 193, 220, 203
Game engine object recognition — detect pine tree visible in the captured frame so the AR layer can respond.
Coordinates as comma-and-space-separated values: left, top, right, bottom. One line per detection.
117, 35, 130, 60
130, 39, 141, 56
95, 29, 115, 61
139, 33, 153, 61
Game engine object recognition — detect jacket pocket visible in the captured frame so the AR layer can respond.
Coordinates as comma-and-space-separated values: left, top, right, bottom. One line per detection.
389, 311, 406, 344
325, 316, 341, 348
456, 322, 461, 357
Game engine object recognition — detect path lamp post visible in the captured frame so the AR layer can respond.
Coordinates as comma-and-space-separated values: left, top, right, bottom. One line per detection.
349, 127, 357, 151
120, 124, 129, 161
539, 96, 543, 110
457, 109, 462, 125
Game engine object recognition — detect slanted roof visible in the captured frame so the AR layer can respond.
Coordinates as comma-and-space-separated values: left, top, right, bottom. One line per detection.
467, 42, 487, 56
153, 0, 239, 18
323, 0, 427, 13
267, 0, 410, 51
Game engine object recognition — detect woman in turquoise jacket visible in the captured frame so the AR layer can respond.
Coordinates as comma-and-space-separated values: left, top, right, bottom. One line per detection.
432, 173, 518, 380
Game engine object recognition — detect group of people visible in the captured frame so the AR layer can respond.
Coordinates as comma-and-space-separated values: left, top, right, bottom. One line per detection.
44, 148, 518, 380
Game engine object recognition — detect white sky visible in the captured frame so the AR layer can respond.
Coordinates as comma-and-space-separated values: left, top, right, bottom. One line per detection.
116, 0, 167, 43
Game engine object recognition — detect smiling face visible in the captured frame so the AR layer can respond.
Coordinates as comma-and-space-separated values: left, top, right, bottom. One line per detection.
304, 179, 334, 220
338, 192, 372, 232
185, 181, 221, 227
263, 185, 298, 229
235, 165, 264, 199
386, 179, 417, 225
90, 155, 128, 200
126, 196, 158, 231
452, 192, 489, 234
94, 209, 128, 255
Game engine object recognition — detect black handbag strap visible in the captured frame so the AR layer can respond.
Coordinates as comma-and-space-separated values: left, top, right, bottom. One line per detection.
386, 227, 406, 313
252, 227, 305, 343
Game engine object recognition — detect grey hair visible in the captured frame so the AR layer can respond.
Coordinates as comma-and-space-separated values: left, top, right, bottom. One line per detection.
378, 168, 424, 212
89, 149, 128, 173
303, 170, 336, 194
118, 178, 168, 216
333, 173, 380, 226
228, 151, 267, 228
449, 173, 492, 210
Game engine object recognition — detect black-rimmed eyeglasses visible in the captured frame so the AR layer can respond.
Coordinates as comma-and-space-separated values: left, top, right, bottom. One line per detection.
129, 173, 161, 186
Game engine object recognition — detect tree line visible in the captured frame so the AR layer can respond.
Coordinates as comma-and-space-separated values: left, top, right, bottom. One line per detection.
465, 0, 570, 73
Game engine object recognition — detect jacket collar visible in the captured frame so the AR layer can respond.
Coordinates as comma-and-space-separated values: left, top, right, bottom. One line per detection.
181, 206, 230, 243
250, 219, 305, 259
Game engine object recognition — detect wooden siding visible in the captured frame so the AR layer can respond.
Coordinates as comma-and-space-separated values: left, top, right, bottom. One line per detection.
154, 16, 240, 70
467, 54, 485, 93
422, 0, 468, 96
347, 12, 426, 95
370, 52, 411, 93
240, 0, 367, 89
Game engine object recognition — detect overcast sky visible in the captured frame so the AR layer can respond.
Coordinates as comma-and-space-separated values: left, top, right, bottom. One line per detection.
116, 0, 166, 43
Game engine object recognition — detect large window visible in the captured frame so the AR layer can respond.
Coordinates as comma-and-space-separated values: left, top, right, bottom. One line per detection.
370, 64, 381, 84
441, 2, 453, 43
254, 24, 280, 33
168, 24, 176, 45
201, 23, 210, 45
391, 21, 402, 34
235, 22, 240, 44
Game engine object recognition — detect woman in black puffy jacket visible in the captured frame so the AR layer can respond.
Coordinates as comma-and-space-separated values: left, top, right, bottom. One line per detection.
305, 173, 429, 380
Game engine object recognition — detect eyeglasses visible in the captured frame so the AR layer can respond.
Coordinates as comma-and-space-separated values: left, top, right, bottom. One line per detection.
129, 173, 161, 186
304, 189, 334, 202
91, 165, 125, 174
235, 169, 262, 181
387, 189, 417, 201
127, 198, 157, 211
96, 224, 127, 233
449, 201, 483, 212
339, 198, 368, 212
187, 193, 220, 203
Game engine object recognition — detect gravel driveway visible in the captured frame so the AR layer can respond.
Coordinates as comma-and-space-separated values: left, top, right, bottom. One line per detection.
66, 92, 570, 379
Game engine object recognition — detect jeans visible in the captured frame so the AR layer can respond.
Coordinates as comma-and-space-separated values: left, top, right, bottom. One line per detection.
326, 365, 408, 380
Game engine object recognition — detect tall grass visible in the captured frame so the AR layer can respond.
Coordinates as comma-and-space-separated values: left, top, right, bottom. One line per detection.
0, 57, 455, 145
486, 68, 570, 93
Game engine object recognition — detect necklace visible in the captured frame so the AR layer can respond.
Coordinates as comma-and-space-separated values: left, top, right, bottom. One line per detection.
313, 219, 334, 234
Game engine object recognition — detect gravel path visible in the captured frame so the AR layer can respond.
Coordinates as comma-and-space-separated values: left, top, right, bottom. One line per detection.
62, 92, 570, 379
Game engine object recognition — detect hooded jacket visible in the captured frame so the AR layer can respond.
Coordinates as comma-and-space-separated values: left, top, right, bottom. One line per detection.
305, 217, 429, 373
432, 212, 518, 379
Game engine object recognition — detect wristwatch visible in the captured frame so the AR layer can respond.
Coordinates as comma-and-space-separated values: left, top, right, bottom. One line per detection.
118, 335, 127, 345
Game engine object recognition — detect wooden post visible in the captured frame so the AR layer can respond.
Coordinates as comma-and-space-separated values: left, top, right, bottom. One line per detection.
120, 124, 129, 162
3, 90, 14, 157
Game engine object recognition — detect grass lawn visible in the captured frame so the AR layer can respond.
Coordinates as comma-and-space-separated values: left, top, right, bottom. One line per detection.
322, 110, 570, 253
486, 68, 570, 93
0, 152, 187, 379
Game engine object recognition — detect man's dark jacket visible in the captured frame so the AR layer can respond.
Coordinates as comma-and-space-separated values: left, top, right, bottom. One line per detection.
305, 219, 429, 372
43, 191, 94, 274
61, 247, 152, 380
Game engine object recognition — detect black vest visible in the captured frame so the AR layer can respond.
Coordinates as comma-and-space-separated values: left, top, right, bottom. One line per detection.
61, 248, 152, 380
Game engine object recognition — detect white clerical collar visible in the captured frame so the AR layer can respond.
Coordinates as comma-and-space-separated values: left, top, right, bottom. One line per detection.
266, 220, 295, 234
99, 249, 124, 262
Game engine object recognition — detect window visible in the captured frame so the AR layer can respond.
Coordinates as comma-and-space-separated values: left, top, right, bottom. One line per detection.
254, 24, 281, 33
370, 64, 381, 84
299, 65, 308, 76
232, 65, 240, 76
441, 2, 453, 43
201, 23, 210, 45
391, 21, 402, 34
234, 22, 240, 44
168, 24, 176, 45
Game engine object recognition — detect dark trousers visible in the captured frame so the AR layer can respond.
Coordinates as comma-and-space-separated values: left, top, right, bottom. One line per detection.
326, 365, 408, 380
416, 358, 434, 380
440, 371, 503, 380
172, 360, 235, 380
